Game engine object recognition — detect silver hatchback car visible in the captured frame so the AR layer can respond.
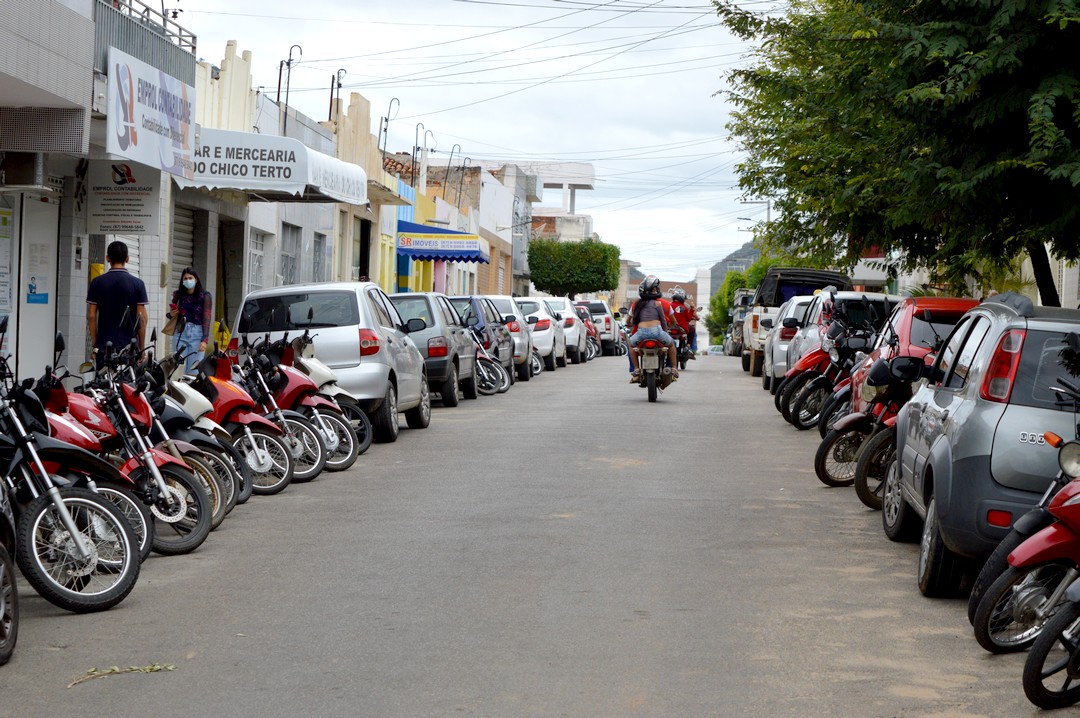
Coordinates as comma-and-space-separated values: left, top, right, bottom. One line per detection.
234, 282, 431, 443
884, 292, 1080, 596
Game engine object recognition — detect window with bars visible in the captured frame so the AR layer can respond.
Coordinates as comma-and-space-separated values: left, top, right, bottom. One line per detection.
281, 223, 300, 286
314, 233, 327, 282
248, 231, 267, 293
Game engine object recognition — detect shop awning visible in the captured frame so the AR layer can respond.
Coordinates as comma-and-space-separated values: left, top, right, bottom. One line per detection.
174, 127, 367, 205
397, 220, 489, 263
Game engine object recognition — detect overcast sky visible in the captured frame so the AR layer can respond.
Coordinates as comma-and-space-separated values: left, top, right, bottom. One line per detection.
179, 0, 765, 282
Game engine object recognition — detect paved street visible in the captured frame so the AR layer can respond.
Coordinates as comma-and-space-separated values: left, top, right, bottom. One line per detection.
2, 355, 1041, 717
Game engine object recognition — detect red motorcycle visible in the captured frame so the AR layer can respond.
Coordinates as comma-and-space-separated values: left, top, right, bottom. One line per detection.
61, 341, 213, 555
188, 352, 295, 495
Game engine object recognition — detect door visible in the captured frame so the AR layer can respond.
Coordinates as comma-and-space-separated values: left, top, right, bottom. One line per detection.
367, 288, 421, 406
910, 315, 993, 504
16, 194, 59, 380
171, 206, 195, 292
437, 295, 473, 378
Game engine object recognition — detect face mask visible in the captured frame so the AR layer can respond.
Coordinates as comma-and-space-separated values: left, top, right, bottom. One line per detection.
183, 279, 196, 290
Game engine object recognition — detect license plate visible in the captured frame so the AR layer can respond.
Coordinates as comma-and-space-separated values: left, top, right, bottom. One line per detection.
641, 354, 660, 370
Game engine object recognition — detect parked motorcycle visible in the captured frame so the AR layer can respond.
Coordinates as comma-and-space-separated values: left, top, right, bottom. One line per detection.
188, 352, 295, 496
790, 319, 874, 430
470, 326, 511, 395
0, 476, 18, 664
633, 337, 675, 402
0, 318, 140, 613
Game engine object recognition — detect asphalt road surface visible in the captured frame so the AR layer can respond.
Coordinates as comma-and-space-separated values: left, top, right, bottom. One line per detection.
2, 354, 1042, 717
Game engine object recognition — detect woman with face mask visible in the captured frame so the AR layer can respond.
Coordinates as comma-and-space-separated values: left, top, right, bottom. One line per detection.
169, 267, 212, 374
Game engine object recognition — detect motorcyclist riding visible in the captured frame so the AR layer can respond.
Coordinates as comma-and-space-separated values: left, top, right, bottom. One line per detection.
670, 288, 693, 360
628, 275, 678, 383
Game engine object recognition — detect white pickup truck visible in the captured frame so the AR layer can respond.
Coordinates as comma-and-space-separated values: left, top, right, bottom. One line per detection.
741, 267, 853, 377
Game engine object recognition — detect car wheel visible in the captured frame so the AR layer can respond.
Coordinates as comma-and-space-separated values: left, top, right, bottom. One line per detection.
516, 361, 531, 382
440, 365, 460, 407
749, 350, 763, 377
569, 346, 582, 365
372, 383, 399, 443
741, 352, 751, 372
556, 347, 567, 367
918, 495, 968, 597
762, 369, 771, 391
405, 375, 431, 429
881, 456, 921, 543
543, 349, 556, 371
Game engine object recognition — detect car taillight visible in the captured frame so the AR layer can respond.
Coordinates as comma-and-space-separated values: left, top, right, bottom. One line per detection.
227, 338, 240, 364
979, 329, 1025, 402
507, 320, 521, 333
564, 317, 575, 327
359, 328, 380, 356
986, 509, 1012, 528
604, 317, 611, 330
534, 318, 550, 331
779, 327, 797, 341
751, 315, 759, 332
428, 336, 448, 357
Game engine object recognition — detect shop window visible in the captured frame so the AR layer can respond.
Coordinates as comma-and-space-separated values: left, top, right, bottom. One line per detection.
281, 223, 300, 286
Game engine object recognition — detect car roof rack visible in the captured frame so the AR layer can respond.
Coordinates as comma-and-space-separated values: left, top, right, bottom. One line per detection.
983, 291, 1035, 317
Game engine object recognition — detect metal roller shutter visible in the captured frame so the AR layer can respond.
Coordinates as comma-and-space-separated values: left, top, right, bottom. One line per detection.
171, 206, 195, 291
111, 234, 140, 276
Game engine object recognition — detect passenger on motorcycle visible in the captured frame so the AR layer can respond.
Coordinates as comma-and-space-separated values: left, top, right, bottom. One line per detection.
628, 276, 678, 383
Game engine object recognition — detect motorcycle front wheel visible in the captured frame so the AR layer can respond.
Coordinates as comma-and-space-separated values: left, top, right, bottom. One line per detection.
92, 479, 154, 562
854, 427, 895, 511
529, 351, 542, 377
0, 544, 19, 665
142, 465, 212, 556
196, 447, 241, 517
237, 426, 294, 495
182, 453, 227, 530
476, 358, 501, 395
318, 411, 359, 472
814, 427, 865, 487
1024, 600, 1080, 709
974, 563, 1074, 654
281, 416, 327, 483
15, 488, 140, 613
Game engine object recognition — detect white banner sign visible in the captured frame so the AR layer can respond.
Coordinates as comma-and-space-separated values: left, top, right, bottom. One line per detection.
176, 128, 367, 205
87, 160, 162, 234
106, 47, 196, 179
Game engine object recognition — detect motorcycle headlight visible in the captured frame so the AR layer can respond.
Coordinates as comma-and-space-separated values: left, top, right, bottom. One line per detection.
860, 381, 885, 403
829, 348, 840, 363
1059, 441, 1080, 479
821, 336, 834, 352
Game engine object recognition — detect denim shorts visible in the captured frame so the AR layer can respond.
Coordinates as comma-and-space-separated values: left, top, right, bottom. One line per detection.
630, 325, 673, 347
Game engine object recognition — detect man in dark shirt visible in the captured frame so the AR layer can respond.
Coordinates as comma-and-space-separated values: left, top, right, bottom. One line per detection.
87, 240, 148, 363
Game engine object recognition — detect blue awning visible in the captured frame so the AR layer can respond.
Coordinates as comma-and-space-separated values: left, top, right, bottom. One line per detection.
396, 220, 489, 263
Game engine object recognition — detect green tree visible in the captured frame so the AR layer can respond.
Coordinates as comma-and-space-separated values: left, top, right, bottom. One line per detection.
716, 0, 1080, 306
705, 269, 748, 338
527, 237, 620, 299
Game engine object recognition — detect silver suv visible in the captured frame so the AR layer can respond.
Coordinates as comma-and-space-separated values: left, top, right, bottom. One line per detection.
234, 282, 430, 443
883, 292, 1080, 596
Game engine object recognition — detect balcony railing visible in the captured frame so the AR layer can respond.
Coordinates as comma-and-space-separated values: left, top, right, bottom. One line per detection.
94, 0, 196, 85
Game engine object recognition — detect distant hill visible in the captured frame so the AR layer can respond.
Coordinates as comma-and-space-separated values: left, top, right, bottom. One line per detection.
709, 242, 760, 298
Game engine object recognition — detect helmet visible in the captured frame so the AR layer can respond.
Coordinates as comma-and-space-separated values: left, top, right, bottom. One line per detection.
671, 288, 687, 303
638, 275, 661, 299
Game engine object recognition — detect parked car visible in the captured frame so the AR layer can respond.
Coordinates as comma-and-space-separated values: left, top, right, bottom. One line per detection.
390, 292, 478, 407
883, 292, 1080, 597
517, 297, 567, 371
575, 305, 600, 360
544, 297, 587, 364
484, 295, 534, 382
762, 294, 815, 392
449, 295, 514, 379
0, 480, 17, 666
574, 299, 618, 355
707, 344, 726, 356
786, 291, 900, 369
234, 281, 430, 443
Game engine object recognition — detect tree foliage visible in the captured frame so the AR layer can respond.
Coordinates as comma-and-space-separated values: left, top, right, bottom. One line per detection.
715, 0, 1080, 306
527, 237, 620, 299
706, 269, 748, 337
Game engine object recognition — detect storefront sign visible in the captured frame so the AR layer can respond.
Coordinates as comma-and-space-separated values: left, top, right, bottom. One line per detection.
176, 128, 367, 205
396, 220, 488, 262
106, 47, 195, 179
87, 160, 162, 234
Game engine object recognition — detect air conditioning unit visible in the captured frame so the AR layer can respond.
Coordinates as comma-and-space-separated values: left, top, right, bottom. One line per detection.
0, 152, 62, 194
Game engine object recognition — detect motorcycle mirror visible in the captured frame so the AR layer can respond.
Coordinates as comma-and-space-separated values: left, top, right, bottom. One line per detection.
54, 331, 65, 354
79, 361, 94, 374
307, 306, 314, 324
1068, 332, 1080, 354
150, 328, 157, 343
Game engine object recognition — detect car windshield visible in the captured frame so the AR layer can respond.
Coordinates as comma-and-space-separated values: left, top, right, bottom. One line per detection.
1013, 329, 1080, 411
577, 301, 607, 315
389, 296, 435, 327
239, 291, 358, 332
449, 298, 475, 323
909, 314, 966, 349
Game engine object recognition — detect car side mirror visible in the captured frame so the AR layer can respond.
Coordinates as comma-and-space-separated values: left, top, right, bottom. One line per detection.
527, 316, 538, 325
465, 315, 479, 327
760, 318, 773, 330
554, 313, 562, 321
405, 317, 426, 333
613, 312, 621, 320
889, 355, 926, 382
782, 317, 800, 329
